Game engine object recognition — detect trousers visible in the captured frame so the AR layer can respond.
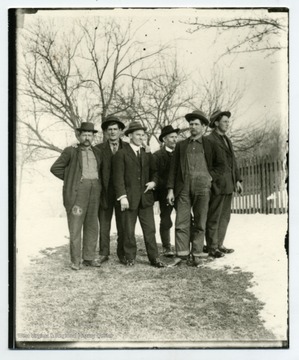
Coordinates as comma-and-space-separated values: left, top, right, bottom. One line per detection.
206, 193, 233, 250
157, 192, 174, 249
99, 192, 124, 260
175, 184, 210, 257
120, 204, 159, 264
66, 179, 101, 265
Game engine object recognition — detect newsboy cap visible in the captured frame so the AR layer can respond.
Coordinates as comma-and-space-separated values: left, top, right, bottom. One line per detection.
159, 125, 180, 142
185, 110, 209, 126
209, 110, 231, 129
101, 115, 125, 131
76, 122, 98, 133
124, 121, 147, 136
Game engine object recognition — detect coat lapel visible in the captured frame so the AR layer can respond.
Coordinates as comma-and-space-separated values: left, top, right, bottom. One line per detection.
76, 146, 82, 171
103, 141, 112, 157
180, 138, 189, 172
212, 132, 232, 155
127, 144, 140, 165
92, 146, 102, 169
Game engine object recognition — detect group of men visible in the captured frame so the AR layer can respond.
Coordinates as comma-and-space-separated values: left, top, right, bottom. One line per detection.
50, 109, 242, 270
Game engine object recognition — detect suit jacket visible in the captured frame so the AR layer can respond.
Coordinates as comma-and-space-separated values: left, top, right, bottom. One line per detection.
167, 136, 224, 198
50, 145, 102, 212
95, 139, 129, 209
206, 130, 241, 195
153, 147, 173, 200
112, 145, 158, 210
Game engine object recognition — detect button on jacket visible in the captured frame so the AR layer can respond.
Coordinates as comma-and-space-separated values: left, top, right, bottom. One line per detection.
167, 136, 224, 197
205, 131, 241, 195
50, 145, 102, 212
95, 139, 129, 209
112, 145, 158, 210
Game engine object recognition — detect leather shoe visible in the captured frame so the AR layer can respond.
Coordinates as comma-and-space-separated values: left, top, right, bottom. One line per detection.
219, 246, 234, 254
162, 247, 174, 257
126, 259, 135, 266
203, 245, 209, 253
98, 255, 109, 263
209, 249, 225, 258
168, 257, 182, 267
71, 263, 80, 271
119, 256, 128, 265
151, 259, 166, 268
82, 260, 101, 267
193, 257, 204, 267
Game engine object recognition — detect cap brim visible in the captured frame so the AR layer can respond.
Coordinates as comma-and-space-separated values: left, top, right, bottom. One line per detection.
101, 120, 125, 130
209, 111, 231, 128
185, 114, 209, 125
159, 129, 180, 142
76, 128, 98, 133
124, 127, 147, 136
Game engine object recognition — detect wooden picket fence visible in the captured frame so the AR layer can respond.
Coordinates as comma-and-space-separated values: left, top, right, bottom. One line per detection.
231, 156, 288, 214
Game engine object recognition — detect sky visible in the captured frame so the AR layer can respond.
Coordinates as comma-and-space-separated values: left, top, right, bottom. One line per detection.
18, 8, 288, 135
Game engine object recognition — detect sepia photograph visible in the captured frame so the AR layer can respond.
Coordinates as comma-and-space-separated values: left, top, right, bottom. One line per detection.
10, 5, 291, 351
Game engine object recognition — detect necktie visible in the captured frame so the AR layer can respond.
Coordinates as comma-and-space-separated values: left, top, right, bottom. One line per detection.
111, 142, 118, 154
136, 150, 142, 165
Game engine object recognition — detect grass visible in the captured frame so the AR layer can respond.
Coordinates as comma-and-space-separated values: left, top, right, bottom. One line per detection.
16, 235, 275, 346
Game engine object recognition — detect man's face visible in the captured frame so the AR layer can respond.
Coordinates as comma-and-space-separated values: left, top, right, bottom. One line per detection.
78, 131, 94, 147
105, 123, 122, 142
163, 132, 178, 149
189, 119, 205, 137
129, 130, 145, 147
215, 115, 230, 134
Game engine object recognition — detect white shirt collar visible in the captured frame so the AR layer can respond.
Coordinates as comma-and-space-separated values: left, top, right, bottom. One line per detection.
165, 146, 174, 153
130, 142, 141, 154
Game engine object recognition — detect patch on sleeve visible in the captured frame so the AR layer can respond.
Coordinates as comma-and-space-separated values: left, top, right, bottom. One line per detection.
72, 205, 83, 216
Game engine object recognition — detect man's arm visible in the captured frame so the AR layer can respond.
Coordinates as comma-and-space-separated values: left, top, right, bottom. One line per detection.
166, 144, 179, 205
204, 136, 225, 180
231, 142, 243, 193
50, 148, 71, 180
152, 151, 162, 187
148, 152, 159, 189
167, 144, 179, 190
112, 150, 130, 211
112, 150, 127, 200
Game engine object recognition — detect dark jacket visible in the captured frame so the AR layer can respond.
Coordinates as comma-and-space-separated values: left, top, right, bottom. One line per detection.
206, 130, 241, 195
167, 136, 224, 198
50, 145, 102, 212
95, 139, 129, 209
112, 145, 158, 210
153, 147, 174, 200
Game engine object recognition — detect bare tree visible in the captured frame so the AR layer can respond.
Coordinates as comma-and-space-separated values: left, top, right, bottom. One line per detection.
184, 12, 287, 60
112, 57, 196, 143
18, 17, 168, 154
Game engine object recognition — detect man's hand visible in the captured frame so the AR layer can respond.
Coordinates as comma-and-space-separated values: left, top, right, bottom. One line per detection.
144, 181, 156, 193
120, 197, 129, 211
235, 181, 243, 194
167, 189, 175, 206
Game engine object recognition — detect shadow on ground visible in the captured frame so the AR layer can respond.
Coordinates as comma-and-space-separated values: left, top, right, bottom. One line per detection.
17, 235, 275, 344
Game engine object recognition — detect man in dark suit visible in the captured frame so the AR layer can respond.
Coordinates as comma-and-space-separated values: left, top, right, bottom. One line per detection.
153, 125, 180, 257
205, 110, 243, 257
50, 122, 102, 270
167, 110, 220, 267
113, 121, 165, 268
95, 115, 128, 264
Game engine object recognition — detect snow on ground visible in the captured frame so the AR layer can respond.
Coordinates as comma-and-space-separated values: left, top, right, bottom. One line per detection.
16, 211, 288, 341
203, 213, 288, 341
